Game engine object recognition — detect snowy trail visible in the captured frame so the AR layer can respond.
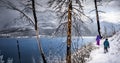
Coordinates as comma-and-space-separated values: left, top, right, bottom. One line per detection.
87, 32, 120, 63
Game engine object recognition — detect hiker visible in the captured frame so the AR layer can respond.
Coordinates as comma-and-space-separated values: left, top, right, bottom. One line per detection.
96, 35, 101, 46
103, 39, 110, 53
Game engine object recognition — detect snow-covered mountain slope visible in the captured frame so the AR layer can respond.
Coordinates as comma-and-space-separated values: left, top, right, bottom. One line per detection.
0, 20, 120, 37
87, 31, 120, 63
79, 21, 120, 36
100, 21, 120, 36
0, 0, 120, 37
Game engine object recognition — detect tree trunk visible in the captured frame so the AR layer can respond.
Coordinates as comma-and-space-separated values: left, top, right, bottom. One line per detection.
94, 0, 102, 38
66, 0, 72, 63
31, 0, 47, 63
17, 40, 21, 63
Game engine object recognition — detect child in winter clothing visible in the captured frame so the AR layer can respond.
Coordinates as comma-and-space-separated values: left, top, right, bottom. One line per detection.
103, 39, 110, 53
96, 35, 101, 46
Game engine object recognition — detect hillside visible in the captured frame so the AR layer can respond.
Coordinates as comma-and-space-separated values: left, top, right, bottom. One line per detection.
87, 31, 120, 63
0, 0, 120, 37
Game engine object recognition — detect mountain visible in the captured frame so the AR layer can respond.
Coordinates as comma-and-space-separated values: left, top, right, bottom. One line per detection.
0, 0, 120, 37
0, 21, 120, 38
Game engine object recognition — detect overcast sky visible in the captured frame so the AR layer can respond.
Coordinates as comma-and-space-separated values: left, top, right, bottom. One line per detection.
83, 0, 120, 23
99, 0, 120, 23
0, 0, 120, 30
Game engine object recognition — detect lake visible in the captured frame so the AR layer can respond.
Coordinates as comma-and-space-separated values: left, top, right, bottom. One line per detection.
0, 36, 95, 63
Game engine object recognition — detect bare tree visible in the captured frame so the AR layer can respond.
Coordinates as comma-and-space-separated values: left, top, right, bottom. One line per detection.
89, 0, 115, 38
48, 0, 92, 63
31, 0, 47, 63
94, 0, 102, 38
67, 0, 72, 63
0, 0, 34, 26
0, 0, 47, 63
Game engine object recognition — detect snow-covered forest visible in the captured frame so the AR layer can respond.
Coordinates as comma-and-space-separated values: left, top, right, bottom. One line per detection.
0, 0, 120, 63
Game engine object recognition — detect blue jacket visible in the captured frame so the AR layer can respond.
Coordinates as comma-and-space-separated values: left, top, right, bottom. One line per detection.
104, 40, 109, 48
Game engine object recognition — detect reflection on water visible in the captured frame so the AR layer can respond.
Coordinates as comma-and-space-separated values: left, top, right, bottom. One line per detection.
0, 37, 95, 63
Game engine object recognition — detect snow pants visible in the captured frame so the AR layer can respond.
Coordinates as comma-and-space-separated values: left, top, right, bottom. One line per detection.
104, 47, 108, 53
96, 40, 100, 46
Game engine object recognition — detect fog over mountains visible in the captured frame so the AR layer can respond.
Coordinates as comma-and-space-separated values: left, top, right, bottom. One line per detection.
0, 0, 120, 37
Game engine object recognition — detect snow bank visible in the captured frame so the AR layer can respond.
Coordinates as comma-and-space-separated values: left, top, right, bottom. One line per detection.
87, 31, 120, 63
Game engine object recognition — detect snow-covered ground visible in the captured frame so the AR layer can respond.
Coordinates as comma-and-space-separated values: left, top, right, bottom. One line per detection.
87, 32, 120, 63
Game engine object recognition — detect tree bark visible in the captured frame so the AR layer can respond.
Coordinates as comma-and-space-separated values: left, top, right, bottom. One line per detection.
94, 0, 102, 38
31, 0, 47, 63
66, 0, 72, 63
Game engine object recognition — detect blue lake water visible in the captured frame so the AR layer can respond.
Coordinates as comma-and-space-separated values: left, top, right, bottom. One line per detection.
0, 36, 95, 63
